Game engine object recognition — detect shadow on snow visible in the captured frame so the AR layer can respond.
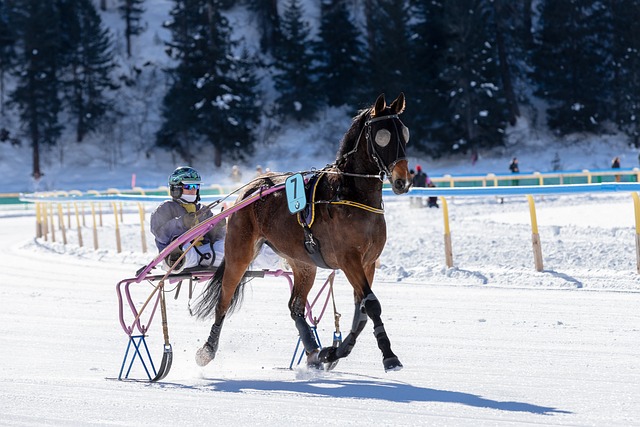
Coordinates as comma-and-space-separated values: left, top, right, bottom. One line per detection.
201, 377, 571, 415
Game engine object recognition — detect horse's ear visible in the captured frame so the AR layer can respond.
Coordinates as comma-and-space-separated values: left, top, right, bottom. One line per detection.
390, 92, 406, 114
372, 93, 386, 117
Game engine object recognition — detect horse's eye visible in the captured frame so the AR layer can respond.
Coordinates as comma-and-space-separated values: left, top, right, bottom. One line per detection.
375, 129, 391, 147
402, 125, 410, 143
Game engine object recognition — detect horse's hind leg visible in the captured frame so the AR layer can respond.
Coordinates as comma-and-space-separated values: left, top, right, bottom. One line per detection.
287, 262, 322, 367
195, 232, 258, 367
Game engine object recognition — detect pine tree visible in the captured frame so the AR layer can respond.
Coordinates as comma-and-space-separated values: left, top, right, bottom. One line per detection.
407, 0, 448, 155
118, 0, 145, 57
10, 0, 63, 179
0, 0, 17, 115
225, 47, 261, 161
158, 0, 260, 165
492, 0, 522, 126
60, 0, 117, 142
532, 0, 613, 135
363, 0, 412, 100
247, 0, 280, 54
314, 0, 367, 107
436, 0, 509, 155
273, 0, 319, 121
610, 0, 640, 146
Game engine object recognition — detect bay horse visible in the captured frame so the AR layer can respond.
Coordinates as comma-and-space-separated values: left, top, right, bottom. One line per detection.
192, 93, 411, 372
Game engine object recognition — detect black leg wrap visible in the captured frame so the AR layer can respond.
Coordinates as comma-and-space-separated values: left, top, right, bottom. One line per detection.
206, 323, 222, 353
363, 293, 403, 372
318, 302, 366, 364
335, 332, 357, 359
293, 313, 319, 353
195, 320, 224, 367
351, 302, 369, 334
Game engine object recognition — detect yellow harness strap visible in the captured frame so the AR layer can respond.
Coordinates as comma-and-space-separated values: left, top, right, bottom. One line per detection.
297, 172, 384, 228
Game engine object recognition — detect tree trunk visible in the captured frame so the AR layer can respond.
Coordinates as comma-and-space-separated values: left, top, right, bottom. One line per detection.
523, 0, 533, 49
32, 137, 41, 180
214, 146, 221, 167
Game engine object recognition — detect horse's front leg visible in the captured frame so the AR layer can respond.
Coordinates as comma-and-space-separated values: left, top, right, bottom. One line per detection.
319, 290, 402, 371
360, 290, 402, 372
318, 298, 368, 364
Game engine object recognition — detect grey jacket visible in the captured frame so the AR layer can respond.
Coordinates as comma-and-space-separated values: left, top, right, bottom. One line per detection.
149, 200, 225, 252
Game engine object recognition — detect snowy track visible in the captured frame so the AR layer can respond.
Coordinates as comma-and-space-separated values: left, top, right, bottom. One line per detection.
1, 195, 639, 425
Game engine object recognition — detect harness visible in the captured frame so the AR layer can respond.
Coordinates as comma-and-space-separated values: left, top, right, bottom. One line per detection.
297, 175, 385, 268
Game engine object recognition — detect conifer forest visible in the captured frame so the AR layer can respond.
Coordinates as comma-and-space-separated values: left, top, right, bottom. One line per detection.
1, 0, 639, 177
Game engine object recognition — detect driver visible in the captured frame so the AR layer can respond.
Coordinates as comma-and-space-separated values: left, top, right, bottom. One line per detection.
150, 166, 225, 272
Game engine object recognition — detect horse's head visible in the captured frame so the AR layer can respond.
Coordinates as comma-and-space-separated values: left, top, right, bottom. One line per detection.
366, 93, 411, 194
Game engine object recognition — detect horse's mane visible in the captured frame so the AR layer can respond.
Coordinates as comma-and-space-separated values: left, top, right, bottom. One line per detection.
336, 106, 372, 164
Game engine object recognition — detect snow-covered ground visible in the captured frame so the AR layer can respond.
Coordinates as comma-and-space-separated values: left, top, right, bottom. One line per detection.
1, 191, 639, 426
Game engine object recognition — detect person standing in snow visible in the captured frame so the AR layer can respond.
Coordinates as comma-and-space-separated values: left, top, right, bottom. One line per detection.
426, 175, 439, 208
229, 165, 242, 183
509, 157, 520, 186
150, 166, 225, 272
611, 156, 621, 182
411, 165, 427, 207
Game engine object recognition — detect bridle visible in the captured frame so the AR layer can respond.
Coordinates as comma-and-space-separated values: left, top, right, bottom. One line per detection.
338, 112, 408, 182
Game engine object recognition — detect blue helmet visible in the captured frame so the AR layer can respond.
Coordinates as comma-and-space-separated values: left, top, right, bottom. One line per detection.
169, 166, 201, 186
169, 166, 202, 200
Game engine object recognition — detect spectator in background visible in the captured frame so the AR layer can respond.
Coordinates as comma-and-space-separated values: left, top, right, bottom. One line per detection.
612, 156, 621, 182
229, 165, 242, 183
509, 157, 520, 187
509, 157, 519, 173
255, 165, 264, 177
411, 165, 427, 208
426, 174, 439, 208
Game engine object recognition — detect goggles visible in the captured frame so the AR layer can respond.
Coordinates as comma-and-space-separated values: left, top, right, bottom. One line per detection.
182, 184, 200, 190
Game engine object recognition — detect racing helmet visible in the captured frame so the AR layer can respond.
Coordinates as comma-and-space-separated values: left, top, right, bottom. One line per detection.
168, 166, 202, 201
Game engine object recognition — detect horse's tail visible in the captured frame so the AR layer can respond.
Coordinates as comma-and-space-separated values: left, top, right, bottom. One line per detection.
190, 259, 247, 320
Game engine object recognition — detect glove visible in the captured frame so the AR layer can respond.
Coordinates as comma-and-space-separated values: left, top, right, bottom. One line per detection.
164, 249, 185, 272
182, 212, 197, 228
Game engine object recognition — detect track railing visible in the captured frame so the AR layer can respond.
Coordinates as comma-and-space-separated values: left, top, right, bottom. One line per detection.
386, 183, 640, 274
14, 181, 640, 274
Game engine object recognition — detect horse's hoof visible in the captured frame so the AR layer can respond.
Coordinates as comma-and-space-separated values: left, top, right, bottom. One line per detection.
318, 346, 337, 363
195, 343, 216, 367
306, 349, 323, 370
383, 356, 403, 372
318, 347, 339, 371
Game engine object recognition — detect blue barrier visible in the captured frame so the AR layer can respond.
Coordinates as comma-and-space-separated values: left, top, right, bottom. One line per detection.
20, 182, 640, 204
385, 183, 640, 197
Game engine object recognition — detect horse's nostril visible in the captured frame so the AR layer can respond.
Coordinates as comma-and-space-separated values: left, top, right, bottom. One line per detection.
394, 179, 405, 190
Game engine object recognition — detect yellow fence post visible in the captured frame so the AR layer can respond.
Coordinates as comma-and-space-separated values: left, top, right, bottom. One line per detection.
138, 202, 147, 253
67, 202, 71, 229
73, 202, 83, 247
35, 203, 42, 238
42, 201, 49, 241
87, 190, 103, 226
441, 196, 453, 268
57, 204, 67, 245
526, 195, 544, 272
112, 201, 122, 253
631, 193, 640, 274
90, 203, 99, 250
49, 203, 56, 242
